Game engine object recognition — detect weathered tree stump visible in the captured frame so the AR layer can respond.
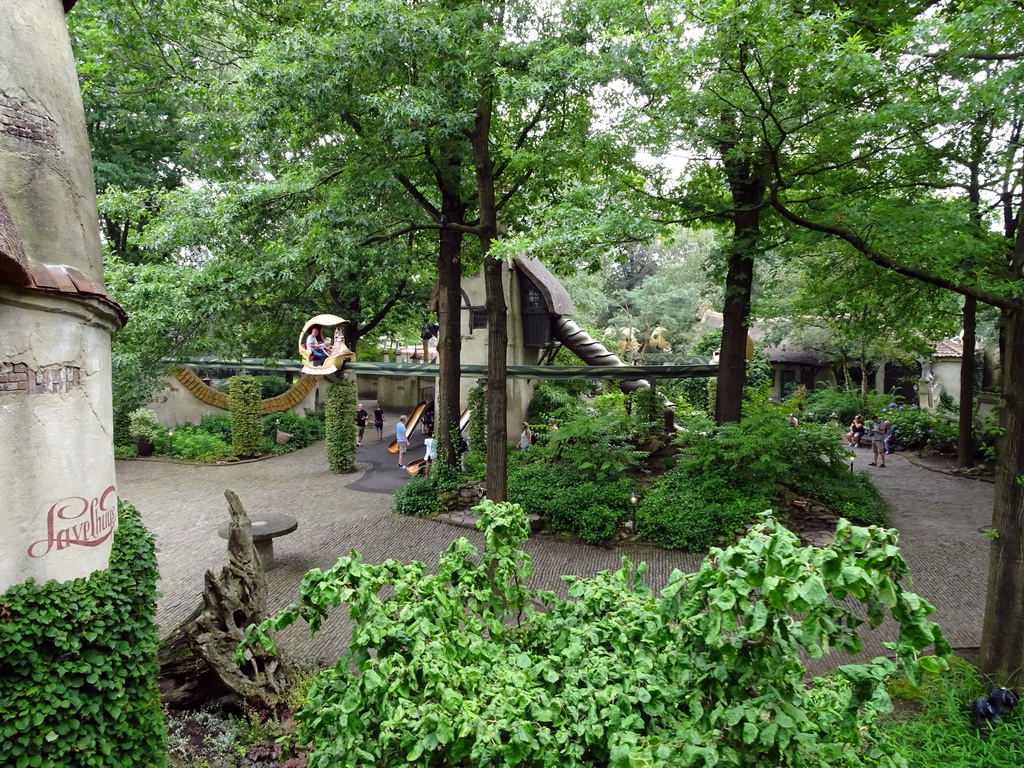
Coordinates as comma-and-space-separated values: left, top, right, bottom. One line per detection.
159, 490, 296, 711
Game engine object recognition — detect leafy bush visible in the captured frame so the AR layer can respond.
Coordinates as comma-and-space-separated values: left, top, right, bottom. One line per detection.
128, 407, 162, 443
467, 384, 487, 462
171, 429, 233, 461
326, 380, 356, 473
229, 375, 263, 457
197, 412, 233, 442
245, 501, 948, 768
638, 412, 889, 549
804, 386, 894, 426
114, 444, 139, 459
0, 503, 166, 767
526, 382, 585, 424
508, 460, 634, 544
880, 403, 957, 452
392, 476, 438, 516
632, 386, 664, 437
253, 374, 291, 399
263, 410, 326, 452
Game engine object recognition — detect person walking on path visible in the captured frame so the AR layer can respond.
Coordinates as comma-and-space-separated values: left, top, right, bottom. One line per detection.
519, 422, 532, 450
396, 415, 409, 468
355, 403, 369, 447
373, 403, 385, 442
868, 415, 886, 467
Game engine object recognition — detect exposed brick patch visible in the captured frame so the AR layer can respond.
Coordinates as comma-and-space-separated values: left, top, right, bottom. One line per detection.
0, 91, 60, 150
0, 362, 81, 395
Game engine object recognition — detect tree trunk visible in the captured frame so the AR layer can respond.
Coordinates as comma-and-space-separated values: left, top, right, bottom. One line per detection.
471, 86, 507, 501
435, 201, 466, 469
979, 306, 1024, 685
957, 295, 977, 469
715, 158, 763, 425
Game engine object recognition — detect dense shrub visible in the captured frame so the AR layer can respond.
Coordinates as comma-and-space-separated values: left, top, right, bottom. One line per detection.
128, 407, 163, 443
638, 411, 889, 549
326, 380, 356, 473
198, 412, 233, 442
0, 503, 166, 767
804, 386, 893, 426
509, 461, 633, 543
393, 476, 438, 516
632, 386, 664, 437
526, 382, 585, 424
263, 410, 326, 452
880, 402, 957, 452
171, 429, 233, 461
253, 374, 291, 399
246, 501, 948, 768
229, 375, 263, 457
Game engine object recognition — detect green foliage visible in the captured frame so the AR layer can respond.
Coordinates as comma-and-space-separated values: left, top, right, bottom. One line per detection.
0, 503, 166, 767
113, 408, 133, 448
882, 658, 1024, 767
392, 476, 438, 517
325, 380, 356, 473
881, 404, 957, 453
262, 410, 326, 455
632, 386, 664, 438
542, 411, 644, 484
526, 383, 585, 424
114, 444, 139, 459
245, 502, 948, 768
170, 429, 233, 461
356, 345, 383, 362
197, 412, 233, 443
509, 460, 634, 543
467, 384, 487, 463
639, 412, 889, 549
228, 375, 263, 458
128, 407, 163, 443
252, 375, 291, 399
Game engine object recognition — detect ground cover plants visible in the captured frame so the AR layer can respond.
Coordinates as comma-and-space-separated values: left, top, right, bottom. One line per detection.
245, 501, 949, 768
882, 657, 1024, 767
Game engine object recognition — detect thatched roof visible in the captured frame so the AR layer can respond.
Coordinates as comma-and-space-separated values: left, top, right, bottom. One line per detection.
513, 257, 575, 316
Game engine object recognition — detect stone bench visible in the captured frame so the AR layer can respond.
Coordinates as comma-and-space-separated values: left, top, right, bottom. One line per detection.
217, 513, 298, 571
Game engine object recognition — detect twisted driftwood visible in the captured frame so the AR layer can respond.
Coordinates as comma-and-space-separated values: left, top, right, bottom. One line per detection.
159, 490, 295, 710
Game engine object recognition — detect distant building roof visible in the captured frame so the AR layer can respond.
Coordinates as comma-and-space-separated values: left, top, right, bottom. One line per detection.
513, 257, 575, 316
934, 338, 964, 358
698, 310, 830, 366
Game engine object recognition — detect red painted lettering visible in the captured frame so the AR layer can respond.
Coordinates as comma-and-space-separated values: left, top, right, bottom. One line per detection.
27, 485, 118, 558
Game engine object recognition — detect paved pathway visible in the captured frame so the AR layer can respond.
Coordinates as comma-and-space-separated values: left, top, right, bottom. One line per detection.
116, 428, 994, 675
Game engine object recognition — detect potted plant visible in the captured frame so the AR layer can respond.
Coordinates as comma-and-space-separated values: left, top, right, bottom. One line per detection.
129, 407, 162, 457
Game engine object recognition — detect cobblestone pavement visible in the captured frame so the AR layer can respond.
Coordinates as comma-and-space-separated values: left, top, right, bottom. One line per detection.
116, 434, 994, 676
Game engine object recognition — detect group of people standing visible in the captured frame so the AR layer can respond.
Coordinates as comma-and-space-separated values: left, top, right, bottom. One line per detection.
354, 403, 385, 447
846, 414, 894, 468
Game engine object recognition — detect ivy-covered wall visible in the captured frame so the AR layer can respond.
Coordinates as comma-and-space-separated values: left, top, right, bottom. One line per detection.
229, 374, 263, 457
326, 378, 357, 473
0, 503, 167, 768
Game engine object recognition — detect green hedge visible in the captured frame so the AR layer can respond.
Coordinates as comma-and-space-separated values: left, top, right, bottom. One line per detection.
326, 380, 356, 473
0, 503, 166, 767
393, 476, 438, 516
229, 375, 263, 457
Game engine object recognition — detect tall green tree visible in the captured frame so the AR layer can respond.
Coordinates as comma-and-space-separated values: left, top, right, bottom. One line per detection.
713, 0, 1024, 682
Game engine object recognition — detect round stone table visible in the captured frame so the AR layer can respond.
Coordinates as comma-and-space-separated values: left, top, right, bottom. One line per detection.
216, 513, 298, 571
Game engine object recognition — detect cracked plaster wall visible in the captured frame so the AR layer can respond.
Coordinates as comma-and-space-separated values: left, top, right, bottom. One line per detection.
0, 4, 120, 592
